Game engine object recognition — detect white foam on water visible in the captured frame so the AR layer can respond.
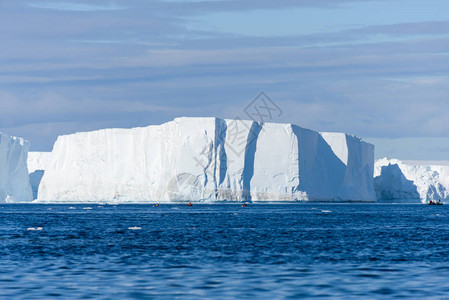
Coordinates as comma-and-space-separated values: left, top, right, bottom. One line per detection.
321, 210, 332, 213
128, 226, 142, 230
27, 227, 43, 231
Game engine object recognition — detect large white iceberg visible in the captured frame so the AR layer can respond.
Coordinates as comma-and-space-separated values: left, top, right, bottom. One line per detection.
0, 132, 33, 202
37, 117, 375, 203
375, 158, 449, 203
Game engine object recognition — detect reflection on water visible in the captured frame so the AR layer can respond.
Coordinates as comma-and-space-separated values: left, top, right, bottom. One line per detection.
1, 204, 449, 298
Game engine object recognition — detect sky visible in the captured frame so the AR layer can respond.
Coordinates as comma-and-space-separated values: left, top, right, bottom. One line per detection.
1, 0, 449, 159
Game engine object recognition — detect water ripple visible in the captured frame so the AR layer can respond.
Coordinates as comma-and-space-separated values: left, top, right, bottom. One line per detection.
1, 204, 449, 298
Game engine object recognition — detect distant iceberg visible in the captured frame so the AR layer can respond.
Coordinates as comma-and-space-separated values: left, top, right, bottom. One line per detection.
0, 132, 33, 202
28, 152, 51, 199
36, 117, 376, 203
375, 158, 449, 203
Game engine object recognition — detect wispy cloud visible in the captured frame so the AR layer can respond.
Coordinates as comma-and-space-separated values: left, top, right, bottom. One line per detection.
1, 0, 449, 158
28, 1, 126, 11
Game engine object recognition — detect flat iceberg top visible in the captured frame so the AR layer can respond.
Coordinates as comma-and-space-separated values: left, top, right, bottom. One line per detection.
62, 117, 368, 141
0, 132, 28, 146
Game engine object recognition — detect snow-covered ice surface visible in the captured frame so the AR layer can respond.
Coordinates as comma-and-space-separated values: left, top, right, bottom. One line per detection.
0, 132, 33, 202
375, 158, 449, 203
28, 152, 51, 199
37, 117, 375, 203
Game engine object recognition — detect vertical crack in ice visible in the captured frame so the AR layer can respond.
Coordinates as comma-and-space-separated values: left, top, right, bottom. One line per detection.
202, 142, 214, 189
214, 119, 228, 200
242, 122, 262, 202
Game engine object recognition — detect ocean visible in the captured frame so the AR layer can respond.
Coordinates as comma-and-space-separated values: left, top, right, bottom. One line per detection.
1, 203, 449, 299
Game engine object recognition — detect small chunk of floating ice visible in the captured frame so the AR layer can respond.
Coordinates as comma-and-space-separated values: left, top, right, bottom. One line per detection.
128, 226, 142, 230
82, 207, 92, 210
321, 210, 332, 213
69, 207, 76, 209
27, 227, 43, 231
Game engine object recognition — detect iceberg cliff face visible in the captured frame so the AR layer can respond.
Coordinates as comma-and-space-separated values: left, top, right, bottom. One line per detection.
37, 117, 375, 203
0, 132, 33, 202
375, 158, 449, 203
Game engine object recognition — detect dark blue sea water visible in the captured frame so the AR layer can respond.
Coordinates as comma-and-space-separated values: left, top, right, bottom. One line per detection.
1, 204, 449, 299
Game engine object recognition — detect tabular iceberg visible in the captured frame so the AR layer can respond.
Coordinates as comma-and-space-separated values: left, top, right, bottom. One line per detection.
375, 158, 449, 203
37, 117, 375, 203
0, 132, 33, 203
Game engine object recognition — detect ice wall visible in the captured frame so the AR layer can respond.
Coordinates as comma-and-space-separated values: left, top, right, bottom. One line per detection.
375, 158, 449, 203
37, 117, 375, 203
0, 132, 33, 202
28, 152, 51, 199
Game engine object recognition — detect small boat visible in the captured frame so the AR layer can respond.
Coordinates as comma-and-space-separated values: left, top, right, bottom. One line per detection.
426, 200, 443, 205
188, 202, 193, 207
241, 203, 247, 207
153, 203, 160, 207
